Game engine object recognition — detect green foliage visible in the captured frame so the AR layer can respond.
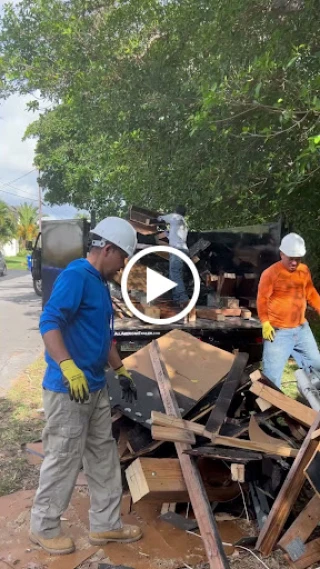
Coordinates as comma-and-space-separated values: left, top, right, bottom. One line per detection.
1, 0, 320, 270
15, 202, 38, 248
0, 200, 17, 245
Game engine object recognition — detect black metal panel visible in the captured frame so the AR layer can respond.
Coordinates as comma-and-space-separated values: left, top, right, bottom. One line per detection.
106, 368, 196, 429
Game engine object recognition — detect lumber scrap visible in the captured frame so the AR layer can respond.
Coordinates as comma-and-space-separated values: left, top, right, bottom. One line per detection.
205, 352, 249, 434
140, 304, 161, 319
256, 397, 272, 412
258, 417, 299, 448
151, 412, 298, 457
149, 340, 230, 569
231, 463, 245, 482
279, 494, 320, 559
152, 425, 196, 444
197, 307, 241, 319
250, 381, 317, 427
129, 204, 161, 226
196, 308, 225, 321
311, 427, 320, 439
256, 411, 320, 556
112, 297, 134, 318
240, 308, 252, 319
249, 415, 294, 449
184, 446, 263, 462
125, 457, 239, 504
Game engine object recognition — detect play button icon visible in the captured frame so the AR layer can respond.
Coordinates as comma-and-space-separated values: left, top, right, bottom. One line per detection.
121, 245, 200, 325
146, 267, 177, 304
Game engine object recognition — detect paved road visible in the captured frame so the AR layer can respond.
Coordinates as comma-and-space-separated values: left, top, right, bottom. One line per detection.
0, 270, 43, 394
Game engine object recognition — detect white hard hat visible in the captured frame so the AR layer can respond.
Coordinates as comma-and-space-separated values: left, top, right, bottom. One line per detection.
90, 217, 137, 258
279, 233, 306, 257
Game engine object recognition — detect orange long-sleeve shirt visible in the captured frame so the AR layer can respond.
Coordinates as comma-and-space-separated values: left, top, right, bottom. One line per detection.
257, 261, 320, 328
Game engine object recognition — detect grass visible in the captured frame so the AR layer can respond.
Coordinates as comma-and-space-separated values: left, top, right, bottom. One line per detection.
280, 360, 299, 399
5, 255, 28, 270
0, 356, 45, 496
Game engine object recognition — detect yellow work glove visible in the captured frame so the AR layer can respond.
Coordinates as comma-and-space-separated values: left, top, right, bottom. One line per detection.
115, 365, 137, 403
60, 359, 89, 403
262, 321, 275, 342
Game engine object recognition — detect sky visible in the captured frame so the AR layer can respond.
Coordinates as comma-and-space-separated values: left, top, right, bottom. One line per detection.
0, 1, 81, 220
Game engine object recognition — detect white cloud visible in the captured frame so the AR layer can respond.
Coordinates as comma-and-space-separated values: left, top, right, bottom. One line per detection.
0, 93, 81, 218
0, 94, 38, 173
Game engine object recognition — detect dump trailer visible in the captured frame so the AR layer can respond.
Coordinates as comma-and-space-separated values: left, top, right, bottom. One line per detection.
31, 217, 282, 364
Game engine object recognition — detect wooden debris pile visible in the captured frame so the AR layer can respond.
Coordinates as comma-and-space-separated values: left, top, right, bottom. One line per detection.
107, 330, 320, 568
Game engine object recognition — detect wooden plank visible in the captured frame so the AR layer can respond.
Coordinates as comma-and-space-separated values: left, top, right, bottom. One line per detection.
152, 425, 196, 444
152, 410, 218, 438
196, 307, 241, 319
151, 411, 298, 457
285, 538, 320, 569
250, 381, 317, 427
311, 427, 320, 439
149, 340, 230, 569
256, 411, 320, 556
206, 352, 249, 434
184, 446, 263, 462
196, 308, 225, 321
210, 435, 297, 457
279, 494, 320, 557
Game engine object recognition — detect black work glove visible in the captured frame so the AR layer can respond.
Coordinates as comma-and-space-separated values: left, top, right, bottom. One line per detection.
115, 366, 138, 403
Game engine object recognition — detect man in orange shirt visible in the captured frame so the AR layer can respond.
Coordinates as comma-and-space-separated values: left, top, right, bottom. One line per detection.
257, 233, 320, 388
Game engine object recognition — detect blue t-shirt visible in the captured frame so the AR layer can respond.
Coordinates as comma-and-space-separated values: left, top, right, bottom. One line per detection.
40, 258, 113, 393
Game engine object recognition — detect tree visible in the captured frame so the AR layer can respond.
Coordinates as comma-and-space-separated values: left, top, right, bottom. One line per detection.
0, 200, 17, 245
1, 0, 320, 269
16, 202, 38, 249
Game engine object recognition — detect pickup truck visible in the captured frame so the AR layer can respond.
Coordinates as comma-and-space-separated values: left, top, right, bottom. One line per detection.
28, 217, 282, 364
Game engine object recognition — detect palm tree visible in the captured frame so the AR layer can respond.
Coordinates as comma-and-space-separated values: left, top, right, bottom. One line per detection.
0, 200, 17, 245
16, 202, 39, 249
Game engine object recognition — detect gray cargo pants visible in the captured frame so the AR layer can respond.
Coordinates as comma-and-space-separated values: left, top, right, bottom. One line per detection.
30, 386, 122, 539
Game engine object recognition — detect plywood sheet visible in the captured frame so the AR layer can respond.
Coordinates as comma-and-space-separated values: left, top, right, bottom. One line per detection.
123, 329, 234, 401
249, 415, 288, 449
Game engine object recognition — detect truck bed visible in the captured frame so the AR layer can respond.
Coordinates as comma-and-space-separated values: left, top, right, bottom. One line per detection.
114, 316, 263, 363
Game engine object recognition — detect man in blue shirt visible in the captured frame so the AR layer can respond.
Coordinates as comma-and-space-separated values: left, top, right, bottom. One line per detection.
30, 217, 141, 555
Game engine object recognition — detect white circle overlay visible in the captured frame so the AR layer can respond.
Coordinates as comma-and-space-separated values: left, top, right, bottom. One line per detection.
121, 245, 200, 325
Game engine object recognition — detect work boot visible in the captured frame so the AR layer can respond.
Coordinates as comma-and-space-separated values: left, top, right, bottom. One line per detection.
29, 532, 75, 555
89, 524, 142, 545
